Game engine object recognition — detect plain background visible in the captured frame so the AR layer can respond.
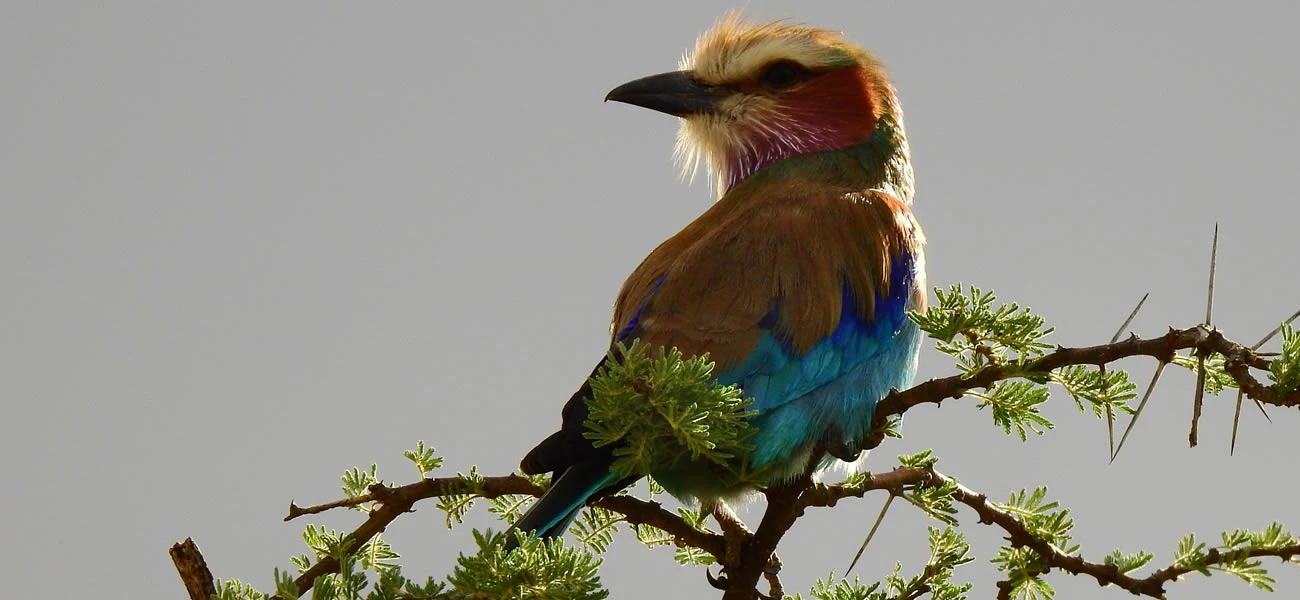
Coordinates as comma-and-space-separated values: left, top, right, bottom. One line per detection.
3, 2, 1299, 598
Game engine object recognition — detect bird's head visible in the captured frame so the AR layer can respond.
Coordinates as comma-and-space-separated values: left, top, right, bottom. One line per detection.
606, 13, 903, 197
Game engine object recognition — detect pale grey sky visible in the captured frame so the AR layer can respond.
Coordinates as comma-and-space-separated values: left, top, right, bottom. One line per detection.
3, 2, 1298, 599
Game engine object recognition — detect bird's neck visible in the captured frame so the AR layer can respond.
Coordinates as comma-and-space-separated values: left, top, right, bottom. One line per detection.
722, 100, 913, 204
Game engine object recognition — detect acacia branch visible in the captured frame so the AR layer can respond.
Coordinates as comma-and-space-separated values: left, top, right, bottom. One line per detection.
718, 475, 811, 600
865, 326, 1298, 449
800, 466, 1300, 598
170, 538, 216, 600
279, 474, 723, 599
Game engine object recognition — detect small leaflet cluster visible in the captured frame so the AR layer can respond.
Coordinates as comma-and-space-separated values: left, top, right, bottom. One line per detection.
911, 285, 1139, 440
1268, 323, 1300, 393
795, 528, 973, 600
583, 340, 759, 486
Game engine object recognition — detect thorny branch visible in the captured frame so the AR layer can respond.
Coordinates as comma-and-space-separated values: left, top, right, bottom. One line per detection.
279, 475, 723, 599
173, 325, 1299, 599
864, 325, 1299, 450
800, 466, 1300, 599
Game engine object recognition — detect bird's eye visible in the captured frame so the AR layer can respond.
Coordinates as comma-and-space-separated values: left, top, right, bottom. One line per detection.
758, 60, 811, 88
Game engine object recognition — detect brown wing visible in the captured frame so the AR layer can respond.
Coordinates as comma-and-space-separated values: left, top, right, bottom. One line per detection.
522, 185, 923, 476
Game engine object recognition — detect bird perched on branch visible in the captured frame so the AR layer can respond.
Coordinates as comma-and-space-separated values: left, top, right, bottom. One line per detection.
507, 13, 927, 546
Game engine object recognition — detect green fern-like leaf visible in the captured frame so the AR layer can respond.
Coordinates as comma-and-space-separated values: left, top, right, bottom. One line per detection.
911, 285, 1054, 374
1171, 352, 1237, 394
583, 341, 760, 488
570, 507, 621, 554
970, 381, 1053, 441
435, 467, 483, 528
1269, 323, 1300, 393
447, 529, 607, 600
341, 464, 380, 500
1049, 365, 1137, 417
1103, 549, 1154, 575
402, 441, 443, 479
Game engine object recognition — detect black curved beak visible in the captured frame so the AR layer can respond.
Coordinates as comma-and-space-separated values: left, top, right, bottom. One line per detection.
605, 70, 727, 117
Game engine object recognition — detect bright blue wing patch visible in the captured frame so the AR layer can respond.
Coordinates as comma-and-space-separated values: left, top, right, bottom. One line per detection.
715, 251, 916, 408
716, 250, 921, 467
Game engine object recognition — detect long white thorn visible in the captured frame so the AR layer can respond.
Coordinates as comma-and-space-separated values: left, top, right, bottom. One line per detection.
1190, 225, 1218, 448
1113, 361, 1167, 462
1101, 292, 1149, 459
1230, 389, 1245, 455
1110, 293, 1150, 344
1251, 306, 1300, 350
847, 492, 897, 574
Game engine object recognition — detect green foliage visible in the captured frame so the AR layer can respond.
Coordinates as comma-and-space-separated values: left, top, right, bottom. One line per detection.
217, 518, 448, 600
676, 505, 710, 531
1103, 549, 1154, 575
1171, 351, 1237, 394
488, 493, 533, 525
306, 524, 345, 558
804, 574, 878, 600
900, 464, 959, 526
447, 530, 607, 600
632, 522, 675, 549
673, 544, 717, 566
912, 287, 1148, 441
969, 381, 1053, 441
1170, 523, 1299, 591
913, 285, 1095, 441
435, 466, 483, 528
991, 488, 1077, 600
403, 440, 443, 478
795, 528, 971, 600
273, 569, 300, 599
912, 285, 1053, 374
916, 527, 975, 600
997, 488, 1077, 554
1269, 323, 1300, 393
993, 547, 1054, 600
872, 415, 905, 442
212, 578, 266, 600
893, 452, 960, 526
341, 465, 379, 500
569, 507, 621, 554
1049, 365, 1137, 417
897, 449, 939, 470
583, 340, 759, 486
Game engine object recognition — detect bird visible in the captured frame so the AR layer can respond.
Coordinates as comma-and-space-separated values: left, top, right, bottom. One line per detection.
505, 13, 927, 548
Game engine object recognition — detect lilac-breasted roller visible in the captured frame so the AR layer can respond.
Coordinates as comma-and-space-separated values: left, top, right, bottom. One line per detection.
507, 14, 927, 545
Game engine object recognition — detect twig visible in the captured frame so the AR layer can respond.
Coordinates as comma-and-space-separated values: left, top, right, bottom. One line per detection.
802, 467, 1300, 598
720, 474, 812, 600
867, 325, 1297, 452
1104, 293, 1149, 457
1190, 225, 1219, 447
1246, 309, 1299, 424
170, 538, 216, 600
281, 474, 723, 598
1111, 361, 1164, 463
1231, 388, 1246, 455
1110, 294, 1149, 344
846, 492, 896, 574
1252, 306, 1300, 350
